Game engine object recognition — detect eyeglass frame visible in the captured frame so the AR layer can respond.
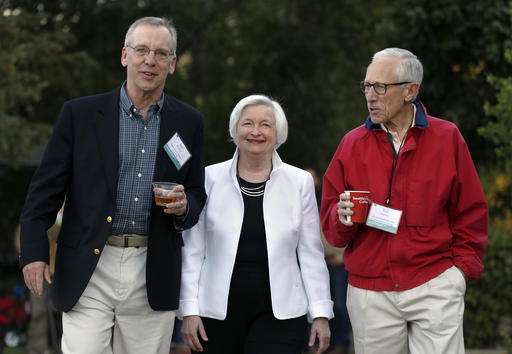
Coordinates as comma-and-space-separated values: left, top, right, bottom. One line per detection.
360, 81, 411, 95
125, 45, 175, 62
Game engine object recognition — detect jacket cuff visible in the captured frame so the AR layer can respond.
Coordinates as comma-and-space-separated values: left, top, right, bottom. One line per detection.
173, 205, 189, 231
307, 300, 335, 322
327, 204, 358, 246
19, 241, 49, 269
178, 299, 199, 319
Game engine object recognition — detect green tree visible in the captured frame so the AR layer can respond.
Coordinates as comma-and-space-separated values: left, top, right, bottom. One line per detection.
373, 0, 512, 164
3, 0, 378, 170
480, 50, 512, 172
0, 8, 99, 165
0, 7, 99, 253
464, 49, 512, 350
478, 50, 512, 220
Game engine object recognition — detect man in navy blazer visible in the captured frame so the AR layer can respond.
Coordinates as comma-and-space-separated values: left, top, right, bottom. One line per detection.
19, 17, 206, 353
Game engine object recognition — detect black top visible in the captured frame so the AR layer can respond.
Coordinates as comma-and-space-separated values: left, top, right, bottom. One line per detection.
234, 177, 269, 269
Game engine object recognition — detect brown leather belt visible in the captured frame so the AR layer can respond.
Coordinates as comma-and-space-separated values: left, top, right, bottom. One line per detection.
106, 234, 148, 248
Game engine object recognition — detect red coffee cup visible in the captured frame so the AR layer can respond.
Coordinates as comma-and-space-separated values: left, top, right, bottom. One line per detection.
345, 190, 371, 223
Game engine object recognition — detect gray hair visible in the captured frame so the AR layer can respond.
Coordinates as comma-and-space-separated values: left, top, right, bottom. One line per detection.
229, 95, 288, 149
124, 17, 177, 56
372, 48, 423, 85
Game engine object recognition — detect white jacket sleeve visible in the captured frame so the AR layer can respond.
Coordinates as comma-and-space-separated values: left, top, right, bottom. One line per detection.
297, 173, 334, 321
178, 199, 207, 318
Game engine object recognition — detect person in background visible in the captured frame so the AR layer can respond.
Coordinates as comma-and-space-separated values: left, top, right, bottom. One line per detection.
321, 47, 488, 354
180, 95, 333, 354
322, 246, 351, 354
15, 222, 52, 354
170, 319, 191, 354
19, 16, 206, 354
17, 209, 62, 354
307, 168, 352, 354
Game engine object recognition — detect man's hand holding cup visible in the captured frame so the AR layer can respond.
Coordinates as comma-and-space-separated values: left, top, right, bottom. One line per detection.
338, 190, 371, 226
152, 182, 188, 216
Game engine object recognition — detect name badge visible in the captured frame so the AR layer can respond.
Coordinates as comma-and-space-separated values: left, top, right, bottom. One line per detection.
164, 133, 191, 170
365, 202, 402, 234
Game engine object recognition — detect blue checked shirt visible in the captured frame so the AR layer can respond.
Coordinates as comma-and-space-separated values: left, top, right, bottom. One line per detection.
111, 84, 163, 235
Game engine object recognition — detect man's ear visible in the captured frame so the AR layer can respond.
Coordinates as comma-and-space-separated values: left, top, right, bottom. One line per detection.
169, 57, 177, 74
406, 83, 420, 102
121, 47, 128, 67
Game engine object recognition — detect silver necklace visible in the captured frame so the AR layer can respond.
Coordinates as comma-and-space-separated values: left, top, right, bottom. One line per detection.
237, 160, 272, 197
240, 182, 265, 197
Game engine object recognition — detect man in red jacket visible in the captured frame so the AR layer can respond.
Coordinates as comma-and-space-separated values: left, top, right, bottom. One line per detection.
320, 48, 488, 354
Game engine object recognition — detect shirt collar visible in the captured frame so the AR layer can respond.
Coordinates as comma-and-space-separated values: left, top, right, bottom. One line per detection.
119, 82, 165, 118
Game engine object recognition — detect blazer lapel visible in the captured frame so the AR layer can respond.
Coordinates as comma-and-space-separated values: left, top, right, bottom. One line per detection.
153, 95, 178, 182
94, 90, 120, 200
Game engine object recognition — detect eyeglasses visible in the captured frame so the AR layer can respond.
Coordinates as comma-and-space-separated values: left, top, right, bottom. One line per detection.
126, 45, 175, 62
360, 81, 411, 95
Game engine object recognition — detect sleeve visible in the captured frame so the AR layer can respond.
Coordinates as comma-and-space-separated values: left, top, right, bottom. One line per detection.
448, 130, 488, 280
178, 179, 208, 317
178, 113, 207, 231
320, 138, 360, 248
297, 173, 334, 321
19, 103, 73, 268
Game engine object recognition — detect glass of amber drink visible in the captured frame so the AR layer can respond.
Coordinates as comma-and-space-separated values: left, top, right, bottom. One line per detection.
152, 182, 178, 207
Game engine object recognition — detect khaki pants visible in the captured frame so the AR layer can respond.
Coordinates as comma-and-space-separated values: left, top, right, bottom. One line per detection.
61, 245, 175, 354
347, 266, 466, 354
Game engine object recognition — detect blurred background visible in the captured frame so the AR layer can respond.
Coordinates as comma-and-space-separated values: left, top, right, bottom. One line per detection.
0, 0, 511, 353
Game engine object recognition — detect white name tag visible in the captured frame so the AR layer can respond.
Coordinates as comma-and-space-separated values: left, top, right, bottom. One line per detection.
164, 133, 191, 170
365, 202, 402, 234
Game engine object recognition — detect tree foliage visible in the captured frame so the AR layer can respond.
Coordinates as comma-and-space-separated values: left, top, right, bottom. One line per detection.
1, 0, 379, 170
1, 1, 512, 348
0, 7, 99, 165
373, 0, 512, 162
480, 50, 512, 172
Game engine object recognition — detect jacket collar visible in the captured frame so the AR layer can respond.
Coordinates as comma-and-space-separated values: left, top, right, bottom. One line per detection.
364, 99, 429, 130
229, 148, 284, 185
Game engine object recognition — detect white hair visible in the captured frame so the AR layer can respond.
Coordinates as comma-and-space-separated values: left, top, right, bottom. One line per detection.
124, 17, 177, 56
229, 95, 288, 149
372, 48, 423, 85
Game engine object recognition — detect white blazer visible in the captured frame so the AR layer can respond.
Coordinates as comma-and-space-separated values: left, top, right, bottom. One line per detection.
179, 150, 334, 321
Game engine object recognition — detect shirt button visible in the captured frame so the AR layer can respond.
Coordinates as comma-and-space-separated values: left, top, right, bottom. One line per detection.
134, 197, 139, 202
394, 284, 400, 289
131, 221, 135, 225
138, 173, 142, 178
93, 248, 100, 255
106, 216, 112, 223
141, 149, 145, 153
144, 127, 147, 130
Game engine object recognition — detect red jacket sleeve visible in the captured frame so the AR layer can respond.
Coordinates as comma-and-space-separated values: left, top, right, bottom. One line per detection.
448, 129, 488, 280
320, 138, 360, 248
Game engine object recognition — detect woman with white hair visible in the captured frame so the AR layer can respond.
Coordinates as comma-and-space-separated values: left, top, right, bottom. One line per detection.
179, 95, 333, 354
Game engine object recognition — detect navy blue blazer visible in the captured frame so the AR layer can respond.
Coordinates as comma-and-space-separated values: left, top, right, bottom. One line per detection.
20, 88, 206, 312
